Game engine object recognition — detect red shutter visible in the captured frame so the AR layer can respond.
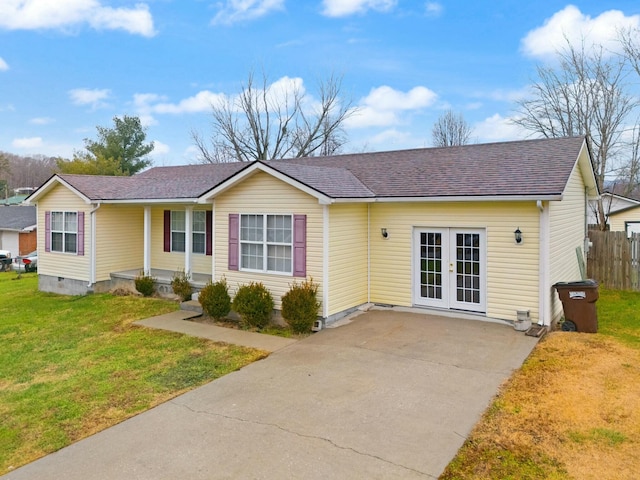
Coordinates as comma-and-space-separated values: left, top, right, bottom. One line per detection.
45, 211, 51, 252
77, 212, 85, 256
164, 210, 171, 252
293, 214, 306, 277
206, 210, 213, 256
228, 214, 239, 270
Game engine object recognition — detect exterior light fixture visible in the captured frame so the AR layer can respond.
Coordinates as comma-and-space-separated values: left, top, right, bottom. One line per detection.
381, 228, 389, 239
514, 227, 523, 244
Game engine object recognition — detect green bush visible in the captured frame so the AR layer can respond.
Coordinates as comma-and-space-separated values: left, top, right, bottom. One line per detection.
281, 279, 321, 333
199, 277, 231, 320
232, 282, 274, 329
134, 271, 156, 297
171, 269, 193, 301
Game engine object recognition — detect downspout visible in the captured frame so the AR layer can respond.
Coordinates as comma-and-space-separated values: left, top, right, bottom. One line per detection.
367, 203, 371, 304
537, 200, 550, 326
185, 206, 193, 275
322, 204, 329, 318
143, 206, 151, 275
88, 202, 101, 289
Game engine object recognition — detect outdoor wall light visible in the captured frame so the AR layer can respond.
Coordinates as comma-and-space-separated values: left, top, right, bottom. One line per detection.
514, 227, 523, 244
381, 228, 389, 239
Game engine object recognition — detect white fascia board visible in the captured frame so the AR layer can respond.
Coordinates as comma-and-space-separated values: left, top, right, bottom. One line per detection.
331, 194, 563, 203
27, 176, 93, 205
94, 198, 200, 204
197, 162, 333, 205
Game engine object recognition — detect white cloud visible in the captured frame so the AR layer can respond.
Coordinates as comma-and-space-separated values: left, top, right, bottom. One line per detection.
30, 117, 54, 125
0, 0, 155, 37
0, 57, 8, 71
150, 90, 227, 114
425, 2, 443, 18
69, 88, 111, 109
473, 114, 529, 142
212, 0, 284, 25
12, 137, 43, 150
134, 76, 305, 118
522, 5, 640, 59
322, 0, 396, 17
150, 140, 170, 156
347, 85, 437, 128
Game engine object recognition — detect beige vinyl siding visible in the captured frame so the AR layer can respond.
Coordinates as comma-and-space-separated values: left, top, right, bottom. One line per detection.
327, 203, 369, 315
214, 172, 324, 311
548, 161, 588, 322
369, 201, 541, 323
149, 206, 213, 275
36, 184, 91, 282
609, 207, 640, 232
95, 205, 144, 281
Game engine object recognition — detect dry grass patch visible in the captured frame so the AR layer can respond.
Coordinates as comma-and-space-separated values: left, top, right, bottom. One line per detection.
441, 331, 640, 479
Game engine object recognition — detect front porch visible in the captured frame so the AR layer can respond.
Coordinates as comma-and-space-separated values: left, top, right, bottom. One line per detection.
110, 269, 212, 297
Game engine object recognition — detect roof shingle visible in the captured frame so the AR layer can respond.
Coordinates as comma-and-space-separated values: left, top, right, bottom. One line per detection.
51, 136, 587, 201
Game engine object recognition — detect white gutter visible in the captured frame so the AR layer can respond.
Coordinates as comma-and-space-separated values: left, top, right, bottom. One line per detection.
538, 200, 550, 326
331, 194, 564, 204
367, 203, 371, 304
322, 205, 329, 318
88, 203, 101, 288
143, 206, 151, 275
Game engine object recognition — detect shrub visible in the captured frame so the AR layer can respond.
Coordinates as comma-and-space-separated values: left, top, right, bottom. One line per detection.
171, 269, 193, 301
232, 282, 274, 329
134, 271, 156, 297
199, 277, 232, 320
281, 278, 321, 333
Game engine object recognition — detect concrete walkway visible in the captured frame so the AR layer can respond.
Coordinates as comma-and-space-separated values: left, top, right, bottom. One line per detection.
3, 310, 539, 479
134, 310, 298, 352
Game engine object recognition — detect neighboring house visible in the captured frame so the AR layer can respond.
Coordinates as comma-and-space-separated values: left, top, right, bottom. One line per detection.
0, 206, 37, 256
26, 136, 597, 327
588, 192, 640, 227
608, 204, 640, 236
2, 194, 28, 206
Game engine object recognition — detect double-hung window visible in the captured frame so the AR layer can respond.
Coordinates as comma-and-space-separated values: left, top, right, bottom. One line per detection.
166, 210, 209, 254
51, 212, 78, 253
192, 211, 206, 254
240, 214, 292, 274
170, 211, 186, 252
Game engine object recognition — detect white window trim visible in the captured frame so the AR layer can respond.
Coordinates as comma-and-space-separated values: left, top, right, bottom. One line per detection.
170, 211, 186, 253
192, 210, 207, 255
240, 213, 293, 275
51, 211, 78, 254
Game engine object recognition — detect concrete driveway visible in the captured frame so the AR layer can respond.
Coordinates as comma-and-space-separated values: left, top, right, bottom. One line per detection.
3, 310, 539, 479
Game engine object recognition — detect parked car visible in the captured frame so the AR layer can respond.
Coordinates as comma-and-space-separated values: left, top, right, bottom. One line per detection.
0, 250, 11, 272
12, 251, 37, 273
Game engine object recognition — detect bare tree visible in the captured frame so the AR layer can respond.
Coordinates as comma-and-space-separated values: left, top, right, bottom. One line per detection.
513, 41, 638, 229
192, 71, 355, 163
431, 110, 473, 147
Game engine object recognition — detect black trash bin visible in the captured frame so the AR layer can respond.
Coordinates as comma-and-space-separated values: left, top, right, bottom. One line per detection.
553, 280, 599, 333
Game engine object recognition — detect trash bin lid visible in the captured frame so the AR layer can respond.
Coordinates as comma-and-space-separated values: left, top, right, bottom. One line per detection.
553, 279, 598, 288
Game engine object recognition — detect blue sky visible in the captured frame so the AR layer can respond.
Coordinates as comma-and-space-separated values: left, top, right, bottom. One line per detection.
1, 1, 640, 167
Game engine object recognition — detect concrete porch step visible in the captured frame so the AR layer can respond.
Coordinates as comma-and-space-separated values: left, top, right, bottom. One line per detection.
180, 299, 203, 314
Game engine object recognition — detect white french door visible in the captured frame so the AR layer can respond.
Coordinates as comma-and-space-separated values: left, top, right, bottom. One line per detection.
413, 228, 486, 313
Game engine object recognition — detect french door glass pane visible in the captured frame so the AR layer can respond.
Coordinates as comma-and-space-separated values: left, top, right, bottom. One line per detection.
420, 232, 442, 299
455, 233, 480, 304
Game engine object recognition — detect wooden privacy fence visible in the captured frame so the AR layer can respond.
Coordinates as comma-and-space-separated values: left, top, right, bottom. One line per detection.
587, 230, 640, 291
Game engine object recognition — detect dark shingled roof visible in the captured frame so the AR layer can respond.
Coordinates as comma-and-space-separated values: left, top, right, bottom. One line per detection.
51, 136, 587, 201
0, 206, 37, 231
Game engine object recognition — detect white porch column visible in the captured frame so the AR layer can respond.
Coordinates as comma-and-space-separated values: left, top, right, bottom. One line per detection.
211, 202, 216, 280
143, 206, 151, 275
185, 206, 193, 274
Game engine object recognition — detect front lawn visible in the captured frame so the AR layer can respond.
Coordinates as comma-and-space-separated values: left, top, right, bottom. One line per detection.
0, 272, 266, 473
441, 288, 640, 479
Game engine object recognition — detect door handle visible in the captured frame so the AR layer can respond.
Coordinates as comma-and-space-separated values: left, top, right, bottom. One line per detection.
449, 263, 454, 272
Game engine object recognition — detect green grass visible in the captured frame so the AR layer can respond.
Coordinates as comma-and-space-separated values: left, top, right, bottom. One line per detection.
440, 288, 640, 479
597, 288, 640, 347
0, 272, 266, 472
